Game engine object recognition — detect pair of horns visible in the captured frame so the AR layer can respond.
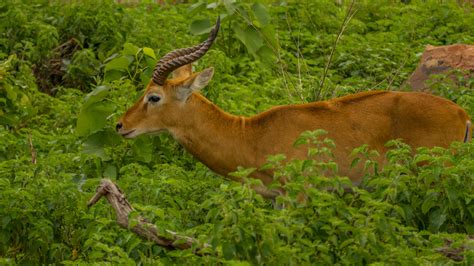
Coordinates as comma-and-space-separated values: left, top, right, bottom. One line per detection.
152, 17, 221, 85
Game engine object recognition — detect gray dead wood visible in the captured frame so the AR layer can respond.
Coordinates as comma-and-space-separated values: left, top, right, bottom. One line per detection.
87, 179, 210, 253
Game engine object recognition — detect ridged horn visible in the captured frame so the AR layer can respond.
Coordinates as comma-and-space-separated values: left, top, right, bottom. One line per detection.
152, 17, 220, 85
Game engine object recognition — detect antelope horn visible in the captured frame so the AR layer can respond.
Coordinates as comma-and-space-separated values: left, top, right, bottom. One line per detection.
153, 17, 220, 85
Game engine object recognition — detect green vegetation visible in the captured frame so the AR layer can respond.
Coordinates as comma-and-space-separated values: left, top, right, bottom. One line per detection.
1, 0, 473, 264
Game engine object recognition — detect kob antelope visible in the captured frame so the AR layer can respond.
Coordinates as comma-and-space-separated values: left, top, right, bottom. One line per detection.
117, 18, 471, 198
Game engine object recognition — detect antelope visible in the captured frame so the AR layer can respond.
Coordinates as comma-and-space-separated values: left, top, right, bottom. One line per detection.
116, 18, 471, 198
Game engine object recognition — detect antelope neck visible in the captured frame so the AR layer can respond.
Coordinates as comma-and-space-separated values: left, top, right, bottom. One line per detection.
169, 93, 251, 176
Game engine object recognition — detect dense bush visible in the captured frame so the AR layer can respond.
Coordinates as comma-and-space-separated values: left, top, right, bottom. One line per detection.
1, 0, 473, 264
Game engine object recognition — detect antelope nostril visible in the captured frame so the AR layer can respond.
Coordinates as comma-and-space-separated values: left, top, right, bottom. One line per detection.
116, 122, 123, 131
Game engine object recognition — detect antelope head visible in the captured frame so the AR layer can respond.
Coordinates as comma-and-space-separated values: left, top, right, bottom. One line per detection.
116, 18, 220, 138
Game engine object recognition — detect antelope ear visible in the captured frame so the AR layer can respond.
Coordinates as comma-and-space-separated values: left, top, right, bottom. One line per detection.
172, 64, 192, 80
176, 67, 214, 101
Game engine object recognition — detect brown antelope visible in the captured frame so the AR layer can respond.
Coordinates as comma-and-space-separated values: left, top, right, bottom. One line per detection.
116, 18, 472, 198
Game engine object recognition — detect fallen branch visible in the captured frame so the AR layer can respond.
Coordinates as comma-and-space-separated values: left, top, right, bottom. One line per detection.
87, 179, 210, 253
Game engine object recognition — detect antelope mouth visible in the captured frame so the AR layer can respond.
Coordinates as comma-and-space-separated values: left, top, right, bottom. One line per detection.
120, 130, 136, 138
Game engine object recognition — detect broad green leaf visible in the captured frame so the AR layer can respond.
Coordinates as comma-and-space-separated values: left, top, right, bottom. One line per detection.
132, 136, 153, 163
206, 2, 218, 9
222, 242, 236, 259
234, 26, 263, 54
104, 56, 132, 72
103, 164, 117, 178
256, 45, 276, 65
83, 85, 110, 109
142, 47, 156, 59
190, 18, 212, 35
188, 1, 206, 16
76, 102, 114, 137
122, 43, 140, 56
236, 6, 251, 24
83, 142, 108, 160
429, 209, 447, 232
251, 3, 270, 27
140, 68, 153, 87
223, 0, 236, 14
82, 130, 121, 159
259, 25, 278, 50
104, 69, 124, 83
144, 57, 156, 68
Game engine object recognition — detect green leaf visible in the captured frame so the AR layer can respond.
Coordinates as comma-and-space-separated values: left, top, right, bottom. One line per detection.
188, 2, 206, 16
223, 0, 237, 15
140, 69, 153, 87
259, 25, 278, 50
2, 215, 11, 229
429, 209, 447, 232
421, 191, 438, 214
190, 19, 212, 35
4, 84, 17, 101
351, 157, 360, 169
206, 2, 218, 9
251, 3, 270, 27
229, 167, 256, 179
414, 154, 432, 164
19, 94, 30, 106
256, 45, 276, 65
104, 56, 132, 72
76, 103, 114, 137
293, 136, 308, 147
88, 251, 104, 260
302, 159, 314, 171
122, 43, 140, 56
234, 26, 263, 54
132, 136, 154, 163
103, 164, 117, 178
222, 242, 236, 259
83, 85, 110, 109
144, 57, 156, 68
142, 47, 156, 59
104, 69, 124, 83
82, 130, 121, 159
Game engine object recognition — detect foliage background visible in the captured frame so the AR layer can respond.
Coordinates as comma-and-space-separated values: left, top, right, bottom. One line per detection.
0, 0, 473, 264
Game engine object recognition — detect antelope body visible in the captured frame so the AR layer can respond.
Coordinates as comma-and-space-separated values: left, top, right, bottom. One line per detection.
117, 19, 471, 198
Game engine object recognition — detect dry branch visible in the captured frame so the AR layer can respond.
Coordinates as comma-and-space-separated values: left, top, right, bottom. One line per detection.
314, 0, 357, 101
87, 179, 210, 253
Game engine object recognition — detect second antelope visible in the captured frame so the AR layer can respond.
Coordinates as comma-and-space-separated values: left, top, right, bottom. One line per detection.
116, 18, 471, 198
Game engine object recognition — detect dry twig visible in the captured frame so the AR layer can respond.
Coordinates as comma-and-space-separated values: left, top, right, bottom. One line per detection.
87, 179, 210, 253
314, 0, 357, 101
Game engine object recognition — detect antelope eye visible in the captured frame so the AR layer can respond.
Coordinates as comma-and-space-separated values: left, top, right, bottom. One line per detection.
148, 95, 161, 103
